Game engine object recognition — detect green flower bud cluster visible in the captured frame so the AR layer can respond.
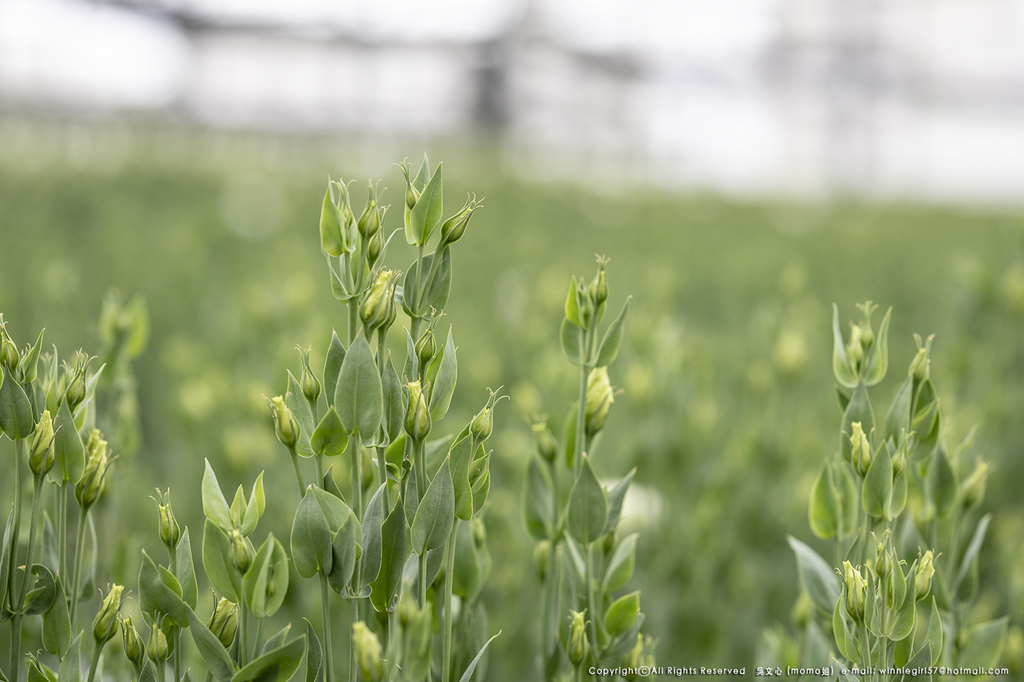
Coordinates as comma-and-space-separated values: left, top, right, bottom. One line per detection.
93, 583, 124, 645
120, 616, 145, 670
0, 316, 18, 372
76, 429, 113, 509
849, 422, 871, 476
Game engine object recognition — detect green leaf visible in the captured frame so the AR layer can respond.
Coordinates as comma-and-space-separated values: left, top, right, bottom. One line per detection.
1, 506, 14, 604
901, 645, 932, 682
410, 162, 443, 245
808, 463, 838, 540
840, 382, 874, 462
451, 435, 475, 522
457, 631, 501, 682
835, 462, 858, 537
360, 484, 386, 584
240, 473, 266, 537
0, 366, 33, 440
564, 278, 582, 329
319, 186, 347, 257
261, 625, 292, 656
335, 331, 382, 440
311, 408, 348, 457
604, 591, 640, 637
369, 496, 407, 613
202, 519, 240, 603
291, 488, 333, 578
21, 564, 56, 615
310, 488, 360, 593
381, 355, 403, 443
863, 307, 891, 386
567, 457, 608, 546
41, 574, 71, 657
954, 514, 991, 600
303, 619, 322, 682
596, 297, 631, 367
176, 528, 199, 609
59, 634, 82, 682
323, 331, 346, 408
925, 597, 943, 666
242, 534, 289, 619
231, 635, 306, 682
602, 533, 638, 594
427, 328, 458, 422
187, 607, 237, 682
51, 399, 85, 485
831, 304, 858, 389
832, 595, 853, 662
928, 447, 958, 518
559, 318, 584, 366
139, 551, 188, 626
523, 456, 554, 540
403, 249, 453, 317
862, 444, 893, 520
286, 372, 315, 457
202, 460, 234, 531
787, 536, 840, 616
452, 520, 482, 601
411, 457, 455, 555
957, 617, 1008, 669
888, 568, 916, 641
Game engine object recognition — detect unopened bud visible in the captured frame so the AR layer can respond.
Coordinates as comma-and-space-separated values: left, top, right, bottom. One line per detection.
439, 196, 481, 247
76, 429, 112, 509
415, 329, 437, 368
591, 266, 608, 307
298, 346, 321, 404
266, 395, 299, 449
891, 446, 906, 478
585, 367, 614, 437
148, 627, 169, 663
65, 352, 90, 410
357, 190, 379, 239
367, 230, 383, 267
531, 419, 558, 463
153, 489, 181, 551
847, 326, 864, 369
29, 410, 56, 477
404, 381, 431, 443
121, 616, 144, 669
842, 561, 867, 623
470, 389, 503, 444
359, 270, 398, 333
623, 634, 656, 681
0, 320, 17, 371
229, 529, 253, 574
92, 583, 124, 645
207, 598, 239, 648
534, 540, 552, 582
909, 334, 933, 384
850, 422, 871, 476
568, 610, 589, 665
916, 550, 935, 601
352, 621, 383, 682
961, 460, 990, 509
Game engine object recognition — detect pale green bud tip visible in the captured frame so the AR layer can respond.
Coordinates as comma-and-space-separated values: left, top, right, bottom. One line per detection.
568, 610, 589, 665
415, 329, 437, 367
585, 367, 615, 437
367, 230, 383, 266
65, 352, 91, 409
297, 346, 321, 403
470, 388, 504, 444
267, 395, 299, 449
120, 616, 145, 667
76, 430, 112, 509
909, 334, 933, 383
29, 410, 57, 476
440, 195, 482, 246
154, 489, 181, 550
208, 598, 239, 648
148, 627, 169, 663
842, 561, 867, 623
353, 621, 384, 682
531, 419, 558, 463
961, 460, 990, 509
229, 529, 253, 574
360, 269, 398, 332
916, 551, 936, 601
93, 584, 124, 645
404, 380, 431, 442
849, 422, 871, 476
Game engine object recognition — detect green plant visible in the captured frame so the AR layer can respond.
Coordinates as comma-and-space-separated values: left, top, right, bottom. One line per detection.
522, 259, 656, 681
766, 303, 1009, 680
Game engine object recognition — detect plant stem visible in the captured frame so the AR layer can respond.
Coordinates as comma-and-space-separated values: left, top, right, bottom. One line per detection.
17, 474, 44, 611
441, 520, 459, 682
69, 507, 89, 632
413, 439, 427, 505
573, 331, 590, 478
316, 455, 325, 490
57, 484, 68, 581
8, 438, 25, 682
252, 618, 264, 662
320, 572, 334, 682
290, 446, 306, 498
348, 600, 358, 682
351, 444, 363, 519
418, 552, 428, 610
239, 597, 249, 668
584, 543, 600, 667
87, 640, 105, 682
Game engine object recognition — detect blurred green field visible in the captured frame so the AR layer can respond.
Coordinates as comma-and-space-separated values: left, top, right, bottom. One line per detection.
2, 122, 1023, 679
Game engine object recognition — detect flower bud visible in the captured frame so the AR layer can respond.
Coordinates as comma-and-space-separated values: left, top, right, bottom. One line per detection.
916, 550, 935, 601
25, 654, 48, 682
29, 410, 56, 477
439, 195, 481, 247
847, 326, 864, 370
874, 534, 891, 581
415, 329, 437, 368
961, 460, 990, 509
0, 320, 17, 372
909, 333, 933, 384
367, 230, 383, 268
121, 616, 145, 669
65, 352, 91, 410
470, 389, 503, 444
93, 583, 124, 645
568, 610, 589, 665
148, 626, 169, 664
207, 598, 239, 648
534, 540, 552, 582
359, 269, 398, 333
585, 367, 614, 437
842, 561, 867, 623
266, 395, 299, 449
891, 445, 906, 478
153, 489, 181, 552
404, 381, 431, 443
589, 260, 609, 308
624, 634, 657, 681
850, 422, 871, 477
860, 324, 875, 352
352, 621, 383, 682
531, 419, 558, 463
76, 430, 112, 509
297, 346, 321, 404
229, 529, 253, 574
357, 184, 379, 239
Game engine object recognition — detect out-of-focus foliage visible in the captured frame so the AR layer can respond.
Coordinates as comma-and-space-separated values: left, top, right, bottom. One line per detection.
1, 127, 1022, 679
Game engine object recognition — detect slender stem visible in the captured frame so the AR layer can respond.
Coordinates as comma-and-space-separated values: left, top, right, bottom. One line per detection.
17, 475, 44, 610
252, 618, 264, 662
948, 511, 965, 578
172, 629, 182, 682
70, 507, 89, 631
87, 640, 105, 682
58, 484, 68, 580
377, 446, 389, 513
574, 664, 583, 682
418, 552, 428, 609
347, 302, 359, 347
238, 598, 249, 668
584, 544, 600, 667
351, 443, 364, 519
859, 626, 872, 670
320, 572, 334, 682
290, 446, 306, 498
441, 520, 459, 682
316, 455, 325, 490
413, 439, 427, 505
573, 331, 591, 479
348, 600, 358, 682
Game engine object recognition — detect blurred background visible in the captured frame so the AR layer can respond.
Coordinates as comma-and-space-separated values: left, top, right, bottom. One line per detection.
2, 0, 1024, 679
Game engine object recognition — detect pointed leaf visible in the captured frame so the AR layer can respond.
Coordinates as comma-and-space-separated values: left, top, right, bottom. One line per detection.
954, 513, 991, 598
602, 533, 638, 594
231, 635, 306, 682
291, 489, 332, 579
187, 607, 237, 682
286, 372, 315, 457
42, 574, 71, 657
59, 634, 82, 682
928, 447, 958, 518
381, 355, 404, 443
311, 408, 348, 458
863, 307, 891, 386
560, 319, 584, 366
140, 551, 188, 626
243, 534, 289, 619
335, 332, 382, 440
787, 536, 840, 616
323, 331, 346, 409
567, 457, 608, 546
202, 460, 234, 531
319, 187, 346, 257
862, 444, 893, 519
427, 328, 457, 422
926, 597, 943, 666
832, 304, 857, 388
809, 463, 838, 540
411, 457, 454, 555
451, 435, 475, 522
303, 619, 322, 682
202, 519, 240, 603
176, 528, 199, 609
410, 163, 443, 245
523, 457, 554, 540
240, 473, 266, 536
603, 468, 636, 536
884, 377, 913, 443
360, 484, 387, 584
0, 367, 33, 440
51, 399, 85, 484
840, 382, 874, 461
603, 591, 640, 637
369, 496, 407, 613
596, 298, 631, 367
457, 631, 501, 682
957, 617, 1008, 669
